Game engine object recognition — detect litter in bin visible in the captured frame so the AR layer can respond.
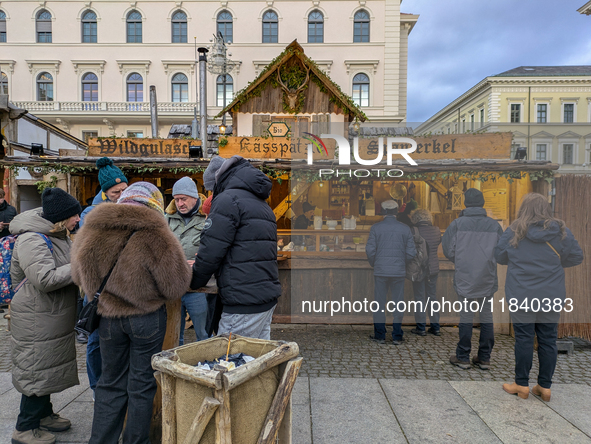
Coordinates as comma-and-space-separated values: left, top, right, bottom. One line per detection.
195, 353, 255, 371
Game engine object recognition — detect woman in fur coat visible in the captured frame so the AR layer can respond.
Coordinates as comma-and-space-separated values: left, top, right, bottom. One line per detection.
72, 182, 190, 444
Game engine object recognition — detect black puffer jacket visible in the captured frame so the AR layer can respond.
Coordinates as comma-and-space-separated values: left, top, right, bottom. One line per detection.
190, 157, 280, 314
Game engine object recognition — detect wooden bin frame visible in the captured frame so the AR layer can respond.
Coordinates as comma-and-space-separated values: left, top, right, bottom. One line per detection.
152, 333, 302, 444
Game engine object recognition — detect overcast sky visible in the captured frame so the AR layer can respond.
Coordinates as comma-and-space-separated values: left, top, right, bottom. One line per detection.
405, 0, 591, 123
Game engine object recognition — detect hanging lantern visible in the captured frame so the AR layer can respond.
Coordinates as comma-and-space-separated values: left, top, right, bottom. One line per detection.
449, 186, 464, 210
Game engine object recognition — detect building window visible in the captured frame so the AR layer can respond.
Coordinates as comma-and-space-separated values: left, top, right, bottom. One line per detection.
36, 72, 53, 101
479, 108, 485, 127
171, 10, 187, 43
535, 143, 547, 161
352, 73, 369, 107
126, 10, 142, 43
216, 74, 233, 107
262, 10, 278, 43
447, 127, 451, 134
308, 10, 324, 43
171, 73, 188, 102
1, 72, 7, 94
462, 119, 466, 133
82, 72, 98, 101
470, 114, 475, 131
127, 73, 143, 102
510, 104, 520, 123
563, 144, 573, 164
81, 10, 97, 43
353, 10, 370, 42
0, 11, 6, 42
127, 130, 143, 138
82, 131, 98, 143
511, 143, 519, 160
217, 11, 233, 43
537, 104, 547, 123
564, 103, 574, 123
36, 9, 52, 43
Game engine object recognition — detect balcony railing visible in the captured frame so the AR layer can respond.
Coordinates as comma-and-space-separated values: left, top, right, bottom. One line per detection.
13, 101, 199, 113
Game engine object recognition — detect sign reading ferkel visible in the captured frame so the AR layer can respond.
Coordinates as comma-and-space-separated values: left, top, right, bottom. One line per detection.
88, 138, 200, 158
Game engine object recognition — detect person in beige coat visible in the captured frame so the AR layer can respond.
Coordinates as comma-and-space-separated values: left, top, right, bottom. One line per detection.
10, 188, 81, 444
72, 182, 190, 444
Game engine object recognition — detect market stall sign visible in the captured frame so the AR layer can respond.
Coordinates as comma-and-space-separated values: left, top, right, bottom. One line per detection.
87, 138, 200, 158
267, 122, 291, 138
219, 137, 336, 159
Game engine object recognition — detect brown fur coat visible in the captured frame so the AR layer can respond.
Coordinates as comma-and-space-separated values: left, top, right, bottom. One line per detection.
71, 203, 191, 318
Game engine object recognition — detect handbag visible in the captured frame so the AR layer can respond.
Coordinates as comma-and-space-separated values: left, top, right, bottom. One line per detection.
75, 232, 136, 336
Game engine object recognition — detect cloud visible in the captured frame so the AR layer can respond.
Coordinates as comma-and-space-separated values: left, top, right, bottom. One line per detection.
405, 0, 591, 122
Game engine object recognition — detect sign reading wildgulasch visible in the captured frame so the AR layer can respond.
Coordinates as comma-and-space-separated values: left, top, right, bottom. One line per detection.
88, 138, 201, 158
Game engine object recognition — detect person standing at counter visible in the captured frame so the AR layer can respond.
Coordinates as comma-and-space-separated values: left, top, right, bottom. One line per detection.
190, 155, 281, 340
294, 202, 315, 229
443, 188, 503, 370
366, 200, 416, 345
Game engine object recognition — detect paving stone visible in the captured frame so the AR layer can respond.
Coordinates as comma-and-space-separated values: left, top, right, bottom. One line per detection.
450, 381, 591, 443
292, 377, 312, 444
0, 388, 21, 420
542, 384, 591, 439
54, 400, 94, 443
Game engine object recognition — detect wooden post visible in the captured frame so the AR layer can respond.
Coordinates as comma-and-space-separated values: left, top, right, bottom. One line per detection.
182, 397, 221, 444
160, 372, 177, 444
257, 357, 303, 444
214, 374, 232, 444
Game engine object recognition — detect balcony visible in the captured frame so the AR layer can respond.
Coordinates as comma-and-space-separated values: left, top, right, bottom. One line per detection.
12, 101, 200, 113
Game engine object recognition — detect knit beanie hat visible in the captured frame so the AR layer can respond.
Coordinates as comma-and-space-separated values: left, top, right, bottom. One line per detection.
97, 157, 128, 192
42, 188, 82, 223
172, 177, 199, 199
203, 156, 226, 191
118, 182, 164, 216
464, 188, 485, 207
202, 195, 213, 215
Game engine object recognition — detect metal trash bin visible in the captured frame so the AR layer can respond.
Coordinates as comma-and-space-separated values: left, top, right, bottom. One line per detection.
152, 333, 301, 444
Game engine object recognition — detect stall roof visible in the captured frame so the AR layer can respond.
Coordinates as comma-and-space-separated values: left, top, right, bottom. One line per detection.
216, 40, 368, 121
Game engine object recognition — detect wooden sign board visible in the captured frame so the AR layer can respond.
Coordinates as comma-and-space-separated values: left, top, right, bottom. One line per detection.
87, 138, 200, 158
220, 137, 336, 159
355, 133, 512, 161
267, 122, 291, 138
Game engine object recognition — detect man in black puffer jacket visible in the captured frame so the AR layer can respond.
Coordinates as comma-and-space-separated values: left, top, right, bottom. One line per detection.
190, 156, 281, 340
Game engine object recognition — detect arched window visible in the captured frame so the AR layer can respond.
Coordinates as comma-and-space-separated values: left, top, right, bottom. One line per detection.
36, 9, 52, 43
127, 73, 143, 102
171, 10, 187, 43
352, 73, 369, 107
216, 74, 233, 107
262, 10, 278, 43
353, 9, 370, 42
81, 10, 97, 43
126, 10, 142, 43
217, 11, 233, 43
171, 73, 188, 102
0, 11, 6, 43
1, 72, 8, 94
82, 72, 98, 101
308, 10, 323, 43
37, 72, 53, 101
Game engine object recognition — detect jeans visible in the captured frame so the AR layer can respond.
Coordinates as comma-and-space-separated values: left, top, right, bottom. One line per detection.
218, 306, 276, 340
372, 276, 405, 341
15, 394, 53, 431
89, 305, 167, 444
511, 309, 561, 388
412, 274, 440, 332
456, 295, 494, 362
83, 295, 102, 392
179, 292, 208, 345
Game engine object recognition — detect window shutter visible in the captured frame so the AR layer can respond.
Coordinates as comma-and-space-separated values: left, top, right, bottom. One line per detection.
37, 21, 51, 32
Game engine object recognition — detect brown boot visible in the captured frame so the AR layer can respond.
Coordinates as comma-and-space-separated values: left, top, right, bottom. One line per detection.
39, 413, 71, 432
502, 382, 530, 399
11, 428, 55, 444
532, 384, 551, 402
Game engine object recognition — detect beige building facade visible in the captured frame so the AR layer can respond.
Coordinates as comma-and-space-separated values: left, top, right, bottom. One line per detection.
415, 66, 591, 174
0, 0, 417, 141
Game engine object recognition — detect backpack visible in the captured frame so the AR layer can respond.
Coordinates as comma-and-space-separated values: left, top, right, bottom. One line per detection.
406, 227, 430, 282
0, 233, 54, 305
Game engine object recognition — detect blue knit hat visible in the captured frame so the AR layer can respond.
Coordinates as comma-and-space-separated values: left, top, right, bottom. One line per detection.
96, 157, 128, 192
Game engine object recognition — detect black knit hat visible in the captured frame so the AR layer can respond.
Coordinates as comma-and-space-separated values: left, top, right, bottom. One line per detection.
464, 188, 485, 208
42, 188, 82, 223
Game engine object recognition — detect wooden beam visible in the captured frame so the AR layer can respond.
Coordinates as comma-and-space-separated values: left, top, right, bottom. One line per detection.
425, 180, 447, 198
160, 373, 177, 444
182, 397, 221, 444
273, 181, 310, 221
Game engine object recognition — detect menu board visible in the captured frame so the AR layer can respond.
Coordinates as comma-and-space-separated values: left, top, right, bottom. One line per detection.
483, 189, 508, 220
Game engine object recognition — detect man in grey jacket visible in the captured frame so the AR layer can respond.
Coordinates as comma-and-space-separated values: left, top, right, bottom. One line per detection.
167, 177, 208, 344
442, 188, 503, 370
366, 200, 416, 345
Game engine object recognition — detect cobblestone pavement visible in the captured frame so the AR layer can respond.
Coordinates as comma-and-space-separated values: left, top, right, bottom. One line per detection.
1, 320, 590, 385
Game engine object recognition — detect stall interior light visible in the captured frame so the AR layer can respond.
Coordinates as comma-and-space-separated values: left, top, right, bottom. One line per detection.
352, 119, 361, 132
319, 181, 324, 187
219, 123, 227, 135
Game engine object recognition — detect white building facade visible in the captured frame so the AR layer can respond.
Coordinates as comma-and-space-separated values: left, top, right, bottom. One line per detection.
0, 0, 417, 141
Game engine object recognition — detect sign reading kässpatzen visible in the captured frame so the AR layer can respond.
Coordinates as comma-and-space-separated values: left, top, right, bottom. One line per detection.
88, 138, 201, 158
